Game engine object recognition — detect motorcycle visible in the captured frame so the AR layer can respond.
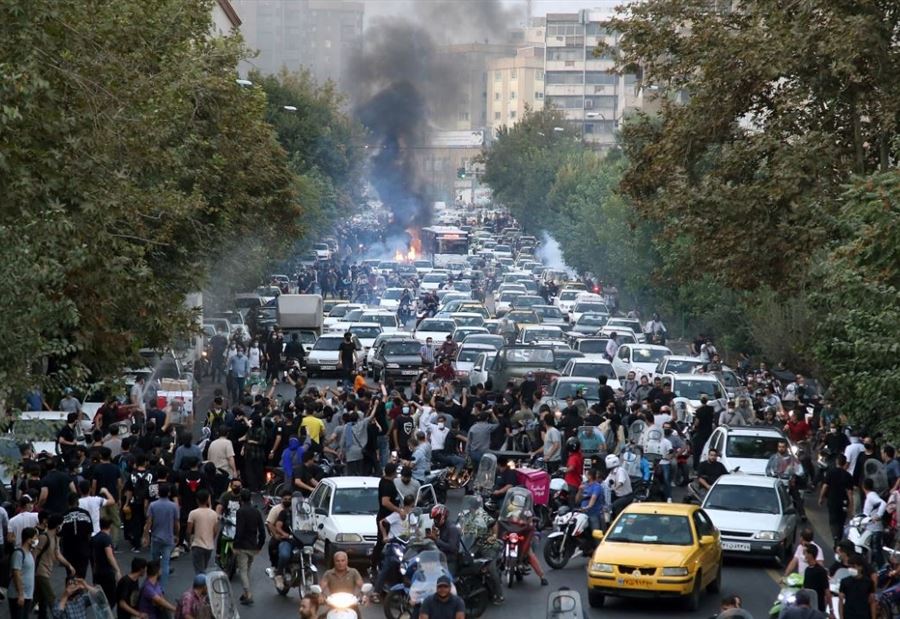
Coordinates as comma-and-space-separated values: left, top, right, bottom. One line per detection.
265, 494, 319, 597
216, 513, 237, 579
383, 550, 455, 619
472, 453, 499, 518
453, 544, 494, 618
498, 487, 535, 588
543, 507, 594, 570
447, 459, 473, 490
312, 583, 373, 619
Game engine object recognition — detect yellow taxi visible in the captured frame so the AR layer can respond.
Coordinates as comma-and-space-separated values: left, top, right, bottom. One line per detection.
586, 502, 722, 610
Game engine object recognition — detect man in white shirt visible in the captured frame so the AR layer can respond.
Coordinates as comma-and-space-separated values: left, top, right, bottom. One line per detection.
206, 431, 238, 479
77, 480, 116, 534
428, 414, 465, 474
862, 478, 887, 567
605, 455, 633, 518
7, 495, 39, 546
844, 435, 866, 480
605, 334, 619, 361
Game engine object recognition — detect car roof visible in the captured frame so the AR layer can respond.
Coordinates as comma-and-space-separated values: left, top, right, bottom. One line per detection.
347, 322, 381, 328
669, 373, 721, 382
628, 344, 672, 351
321, 476, 382, 488
620, 502, 699, 516
570, 358, 613, 365
719, 425, 787, 439
521, 325, 563, 331
664, 355, 701, 363
555, 377, 600, 384
459, 343, 496, 351
711, 474, 781, 489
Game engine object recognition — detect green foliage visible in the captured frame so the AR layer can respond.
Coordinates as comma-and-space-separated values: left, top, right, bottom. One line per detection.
610, 0, 900, 291
480, 107, 580, 233
0, 0, 303, 399
813, 172, 900, 434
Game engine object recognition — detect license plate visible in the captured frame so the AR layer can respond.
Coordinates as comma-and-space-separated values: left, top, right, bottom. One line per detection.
618, 577, 653, 587
721, 541, 751, 552
402, 370, 418, 375
320, 366, 335, 371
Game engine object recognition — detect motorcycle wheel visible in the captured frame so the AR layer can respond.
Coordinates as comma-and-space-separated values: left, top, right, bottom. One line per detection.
505, 557, 515, 588
465, 590, 490, 619
543, 537, 572, 570
535, 505, 550, 531
383, 590, 411, 619
218, 549, 236, 580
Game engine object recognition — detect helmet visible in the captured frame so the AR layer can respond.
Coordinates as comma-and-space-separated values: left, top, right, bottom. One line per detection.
430, 504, 449, 527
605, 454, 620, 469
566, 437, 580, 452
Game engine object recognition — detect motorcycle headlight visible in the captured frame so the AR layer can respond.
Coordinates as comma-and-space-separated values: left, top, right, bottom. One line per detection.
590, 562, 613, 573
754, 531, 779, 540
661, 567, 689, 576
335, 533, 363, 543
399, 563, 408, 576
303, 546, 313, 555
387, 363, 400, 369
790, 445, 799, 456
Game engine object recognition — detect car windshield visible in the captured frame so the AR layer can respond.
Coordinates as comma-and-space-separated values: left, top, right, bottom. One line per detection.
457, 348, 487, 363
382, 289, 403, 300
536, 307, 564, 319
705, 485, 780, 514
377, 261, 396, 270
523, 330, 564, 343
423, 274, 446, 283
332, 487, 379, 515
726, 435, 784, 459
666, 359, 704, 373
605, 513, 693, 546
633, 348, 668, 363
495, 245, 511, 253
578, 340, 608, 354
569, 363, 616, 379
349, 326, 381, 338
577, 314, 607, 326
609, 319, 641, 331
513, 296, 542, 308
451, 282, 472, 292
498, 292, 523, 302
420, 320, 455, 332
672, 379, 721, 400
574, 303, 608, 314
362, 315, 397, 328
504, 348, 554, 364
344, 310, 364, 322
553, 382, 600, 400
559, 291, 579, 301
453, 315, 484, 327
464, 335, 504, 349
328, 305, 354, 318
313, 338, 344, 351
383, 341, 422, 356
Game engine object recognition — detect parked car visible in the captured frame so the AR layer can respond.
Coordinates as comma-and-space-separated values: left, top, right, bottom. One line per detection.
305, 333, 361, 376
369, 337, 428, 384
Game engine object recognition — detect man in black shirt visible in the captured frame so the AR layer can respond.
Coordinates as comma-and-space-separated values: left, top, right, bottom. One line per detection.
692, 396, 716, 468
373, 463, 401, 571
695, 449, 728, 490
838, 554, 875, 619
91, 517, 120, 604
492, 460, 518, 500
819, 454, 854, 545
39, 456, 76, 516
338, 332, 357, 387
801, 543, 830, 614
597, 376, 616, 410
234, 489, 266, 605
115, 558, 147, 619
292, 450, 320, 496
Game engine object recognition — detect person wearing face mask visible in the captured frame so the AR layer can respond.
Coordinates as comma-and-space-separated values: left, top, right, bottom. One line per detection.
8, 526, 37, 619
247, 340, 262, 373
838, 553, 876, 619
428, 415, 465, 475
391, 404, 416, 461
228, 347, 249, 403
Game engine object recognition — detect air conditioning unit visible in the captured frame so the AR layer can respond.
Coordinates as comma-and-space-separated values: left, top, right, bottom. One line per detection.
584, 99, 594, 109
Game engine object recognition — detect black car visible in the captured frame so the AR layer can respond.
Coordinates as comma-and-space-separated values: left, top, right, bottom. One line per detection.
370, 338, 427, 384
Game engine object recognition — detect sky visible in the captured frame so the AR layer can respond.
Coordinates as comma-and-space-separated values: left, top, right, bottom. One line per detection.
363, 0, 625, 25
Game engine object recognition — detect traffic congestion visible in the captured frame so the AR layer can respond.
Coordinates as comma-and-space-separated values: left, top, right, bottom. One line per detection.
2, 204, 899, 619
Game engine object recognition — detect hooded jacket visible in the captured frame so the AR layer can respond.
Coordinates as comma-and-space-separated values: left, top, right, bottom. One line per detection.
282, 436, 304, 479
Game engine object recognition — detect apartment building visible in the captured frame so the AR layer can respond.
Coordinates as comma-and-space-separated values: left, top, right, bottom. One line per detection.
232, 0, 363, 86
486, 46, 546, 136
543, 9, 644, 148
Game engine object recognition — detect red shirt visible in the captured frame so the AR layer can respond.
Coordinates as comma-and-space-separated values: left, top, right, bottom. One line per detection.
786, 419, 810, 442
565, 452, 584, 487
434, 363, 456, 382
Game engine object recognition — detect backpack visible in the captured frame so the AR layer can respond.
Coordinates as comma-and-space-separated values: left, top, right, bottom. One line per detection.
643, 428, 664, 456
130, 470, 153, 504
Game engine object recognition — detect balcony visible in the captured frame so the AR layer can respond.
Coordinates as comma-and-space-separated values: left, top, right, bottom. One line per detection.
545, 83, 586, 96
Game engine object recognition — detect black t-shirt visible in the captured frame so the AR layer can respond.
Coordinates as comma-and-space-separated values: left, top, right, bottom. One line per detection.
824, 466, 853, 508
421, 593, 465, 619
694, 406, 715, 436
338, 341, 356, 367
115, 575, 141, 619
803, 563, 829, 613
60, 507, 93, 558
696, 460, 728, 484
377, 477, 399, 522
40, 470, 73, 514
495, 468, 517, 492
177, 470, 208, 514
839, 575, 875, 619
91, 531, 115, 576
597, 385, 616, 408
92, 462, 122, 501
296, 464, 320, 496
393, 415, 415, 458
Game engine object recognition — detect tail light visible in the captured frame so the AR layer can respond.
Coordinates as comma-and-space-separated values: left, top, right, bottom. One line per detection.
265, 471, 274, 483
508, 533, 520, 544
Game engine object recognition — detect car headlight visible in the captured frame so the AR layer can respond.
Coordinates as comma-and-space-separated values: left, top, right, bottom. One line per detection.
590, 562, 613, 573
386, 363, 399, 369
754, 531, 779, 540
661, 567, 689, 577
335, 533, 363, 543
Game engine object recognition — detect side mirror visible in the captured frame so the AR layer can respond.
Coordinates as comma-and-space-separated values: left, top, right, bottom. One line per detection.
700, 535, 715, 546
592, 530, 604, 541
315, 507, 327, 516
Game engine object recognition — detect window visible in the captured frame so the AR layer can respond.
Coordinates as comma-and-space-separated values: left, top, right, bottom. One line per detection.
536, 70, 544, 81
545, 72, 583, 85
547, 48, 583, 62
535, 91, 544, 100
585, 71, 618, 85
693, 511, 715, 537
585, 95, 617, 109
458, 111, 470, 121
624, 73, 639, 86
510, 68, 517, 79
510, 91, 516, 100
547, 96, 583, 109
494, 112, 501, 120
494, 71, 502, 81
510, 111, 516, 119
494, 92, 500, 101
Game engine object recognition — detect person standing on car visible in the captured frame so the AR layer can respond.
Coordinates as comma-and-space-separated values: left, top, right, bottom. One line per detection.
691, 396, 716, 469
338, 332, 357, 388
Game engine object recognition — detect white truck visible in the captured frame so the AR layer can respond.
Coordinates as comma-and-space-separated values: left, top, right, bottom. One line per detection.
277, 294, 324, 333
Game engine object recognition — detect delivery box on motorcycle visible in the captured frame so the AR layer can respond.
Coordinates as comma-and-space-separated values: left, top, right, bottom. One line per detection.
546, 587, 584, 619
516, 467, 550, 506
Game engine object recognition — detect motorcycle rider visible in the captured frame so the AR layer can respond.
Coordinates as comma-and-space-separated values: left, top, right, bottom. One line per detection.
272, 492, 295, 591
498, 499, 548, 586
456, 496, 503, 605
767, 441, 806, 519
372, 495, 416, 601
604, 455, 633, 518
428, 505, 461, 574
692, 448, 728, 499
576, 467, 607, 533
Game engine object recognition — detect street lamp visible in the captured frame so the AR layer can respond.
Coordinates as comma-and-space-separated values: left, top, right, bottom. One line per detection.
553, 126, 565, 132
235, 79, 253, 87
283, 105, 298, 112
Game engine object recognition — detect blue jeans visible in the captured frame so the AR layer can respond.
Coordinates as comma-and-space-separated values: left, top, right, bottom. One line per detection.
659, 463, 672, 501
150, 539, 175, 592
434, 450, 465, 473
277, 540, 293, 573
374, 552, 401, 593
377, 435, 390, 474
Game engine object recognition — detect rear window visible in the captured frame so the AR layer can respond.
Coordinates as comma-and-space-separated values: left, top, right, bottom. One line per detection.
574, 303, 609, 314
504, 348, 554, 364
420, 320, 456, 332
349, 326, 381, 338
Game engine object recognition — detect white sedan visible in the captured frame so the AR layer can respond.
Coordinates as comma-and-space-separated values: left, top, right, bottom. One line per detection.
611, 344, 672, 379
413, 318, 457, 344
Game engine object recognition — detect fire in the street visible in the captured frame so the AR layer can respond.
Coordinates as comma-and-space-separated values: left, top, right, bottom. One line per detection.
394, 228, 422, 262
393, 246, 418, 262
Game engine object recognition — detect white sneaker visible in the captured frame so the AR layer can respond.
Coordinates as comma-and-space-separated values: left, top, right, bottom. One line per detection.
265, 567, 276, 579
274, 575, 285, 590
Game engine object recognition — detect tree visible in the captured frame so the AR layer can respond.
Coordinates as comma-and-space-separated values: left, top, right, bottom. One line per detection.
480, 107, 579, 233
0, 0, 303, 401
813, 171, 900, 434
610, 0, 900, 291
